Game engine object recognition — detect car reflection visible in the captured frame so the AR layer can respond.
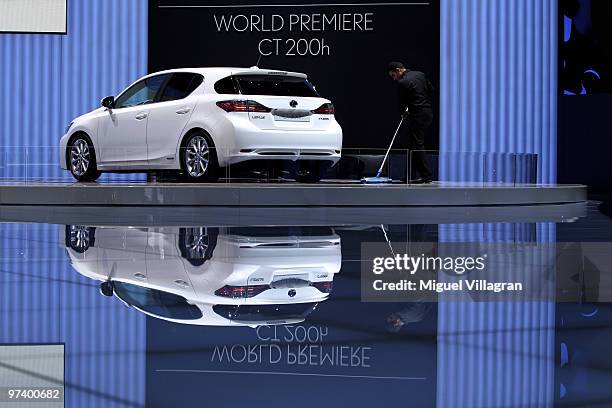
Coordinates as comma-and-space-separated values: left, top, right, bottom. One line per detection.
62, 225, 341, 327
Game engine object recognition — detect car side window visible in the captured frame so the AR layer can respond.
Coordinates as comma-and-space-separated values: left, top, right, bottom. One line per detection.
112, 281, 203, 320
159, 73, 203, 102
114, 74, 168, 109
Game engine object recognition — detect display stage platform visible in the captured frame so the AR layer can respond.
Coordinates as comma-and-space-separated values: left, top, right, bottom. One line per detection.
0, 181, 586, 207
0, 202, 587, 226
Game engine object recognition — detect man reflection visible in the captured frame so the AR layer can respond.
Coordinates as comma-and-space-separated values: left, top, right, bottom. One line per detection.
384, 235, 437, 333
386, 302, 433, 333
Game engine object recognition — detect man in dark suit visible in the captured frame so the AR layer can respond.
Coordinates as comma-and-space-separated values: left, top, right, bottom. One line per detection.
388, 61, 434, 183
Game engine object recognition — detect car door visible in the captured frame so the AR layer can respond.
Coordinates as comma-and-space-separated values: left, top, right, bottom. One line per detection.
98, 74, 169, 168
145, 73, 203, 167
145, 227, 197, 301
96, 227, 149, 285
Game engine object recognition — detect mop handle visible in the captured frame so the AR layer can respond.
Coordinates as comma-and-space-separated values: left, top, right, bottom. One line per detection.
375, 111, 407, 177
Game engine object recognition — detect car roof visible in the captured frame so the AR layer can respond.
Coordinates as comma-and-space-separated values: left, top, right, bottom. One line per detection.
143, 67, 308, 81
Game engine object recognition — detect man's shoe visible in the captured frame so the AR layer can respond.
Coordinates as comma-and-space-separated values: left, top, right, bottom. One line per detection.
409, 177, 433, 184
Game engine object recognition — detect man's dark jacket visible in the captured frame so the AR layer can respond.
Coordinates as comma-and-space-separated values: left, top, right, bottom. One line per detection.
397, 70, 434, 114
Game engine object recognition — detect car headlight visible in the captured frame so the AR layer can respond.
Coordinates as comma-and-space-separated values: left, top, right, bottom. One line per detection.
65, 121, 74, 134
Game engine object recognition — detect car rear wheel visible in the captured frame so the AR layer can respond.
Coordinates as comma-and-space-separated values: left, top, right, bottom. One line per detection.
68, 135, 101, 182
178, 227, 218, 266
181, 132, 219, 182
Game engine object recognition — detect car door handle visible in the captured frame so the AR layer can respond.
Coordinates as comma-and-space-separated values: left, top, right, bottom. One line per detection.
135, 112, 148, 120
176, 107, 191, 115
174, 279, 190, 288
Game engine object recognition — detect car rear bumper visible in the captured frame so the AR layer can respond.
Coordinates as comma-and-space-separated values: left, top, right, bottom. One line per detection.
226, 148, 341, 165
214, 115, 343, 166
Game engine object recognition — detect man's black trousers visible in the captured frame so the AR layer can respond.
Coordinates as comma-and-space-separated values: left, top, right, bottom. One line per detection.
405, 109, 433, 181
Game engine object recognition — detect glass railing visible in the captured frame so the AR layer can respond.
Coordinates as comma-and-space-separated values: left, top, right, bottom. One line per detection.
0, 146, 538, 185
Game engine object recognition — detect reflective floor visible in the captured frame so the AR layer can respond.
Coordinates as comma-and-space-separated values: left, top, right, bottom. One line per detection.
0, 202, 611, 407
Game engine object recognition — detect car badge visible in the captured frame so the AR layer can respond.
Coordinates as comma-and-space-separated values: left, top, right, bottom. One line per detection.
289, 100, 298, 108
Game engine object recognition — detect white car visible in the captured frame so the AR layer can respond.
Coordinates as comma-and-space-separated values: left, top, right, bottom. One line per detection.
60, 67, 343, 182
62, 225, 341, 326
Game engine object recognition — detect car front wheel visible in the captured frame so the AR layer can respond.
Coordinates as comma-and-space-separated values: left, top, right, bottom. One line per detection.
68, 135, 101, 182
65, 225, 95, 253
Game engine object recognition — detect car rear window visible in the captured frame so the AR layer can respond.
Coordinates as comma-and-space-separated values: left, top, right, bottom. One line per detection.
235, 75, 320, 97
229, 226, 334, 237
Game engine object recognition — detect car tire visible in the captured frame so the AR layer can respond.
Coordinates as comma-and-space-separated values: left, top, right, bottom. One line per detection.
67, 134, 101, 182
178, 227, 218, 266
294, 161, 326, 183
65, 225, 95, 253
180, 131, 219, 182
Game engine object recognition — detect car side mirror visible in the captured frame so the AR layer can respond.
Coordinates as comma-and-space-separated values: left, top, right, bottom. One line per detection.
101, 95, 115, 109
99, 280, 114, 297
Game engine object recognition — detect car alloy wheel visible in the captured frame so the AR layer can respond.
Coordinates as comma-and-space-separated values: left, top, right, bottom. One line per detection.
70, 138, 91, 177
69, 225, 90, 252
185, 136, 210, 178
179, 226, 218, 266
186, 227, 209, 259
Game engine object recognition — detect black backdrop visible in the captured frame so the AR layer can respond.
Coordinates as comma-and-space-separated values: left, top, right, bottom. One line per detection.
558, 1, 612, 194
148, 0, 439, 150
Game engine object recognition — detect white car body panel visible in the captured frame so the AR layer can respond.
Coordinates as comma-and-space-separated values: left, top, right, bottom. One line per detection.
98, 105, 149, 167
146, 98, 197, 167
59, 67, 343, 172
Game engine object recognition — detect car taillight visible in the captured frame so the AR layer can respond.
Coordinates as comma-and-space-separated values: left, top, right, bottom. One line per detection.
215, 285, 270, 298
311, 281, 333, 293
312, 103, 335, 115
216, 100, 271, 113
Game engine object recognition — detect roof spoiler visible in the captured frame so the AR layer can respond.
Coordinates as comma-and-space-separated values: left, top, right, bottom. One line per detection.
232, 69, 307, 79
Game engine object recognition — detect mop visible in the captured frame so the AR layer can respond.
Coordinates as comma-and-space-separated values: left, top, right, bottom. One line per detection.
362, 108, 408, 184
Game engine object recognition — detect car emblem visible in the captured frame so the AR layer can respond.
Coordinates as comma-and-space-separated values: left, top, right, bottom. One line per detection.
289, 100, 298, 108
288, 289, 297, 297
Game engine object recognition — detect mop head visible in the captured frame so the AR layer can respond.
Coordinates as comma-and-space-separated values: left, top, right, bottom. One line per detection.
361, 176, 393, 184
